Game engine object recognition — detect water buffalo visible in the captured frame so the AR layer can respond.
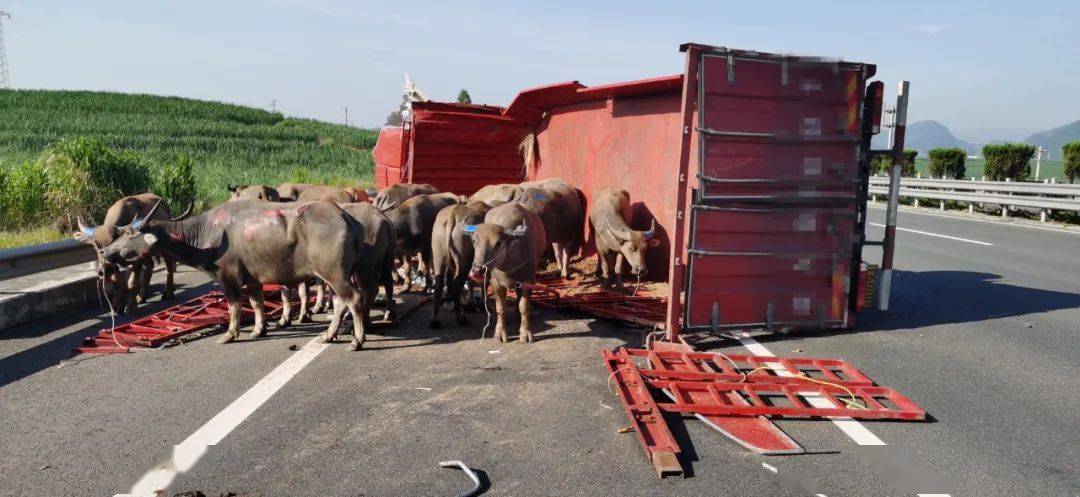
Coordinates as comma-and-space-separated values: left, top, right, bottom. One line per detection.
469, 183, 522, 207
99, 200, 372, 350
373, 183, 439, 212
384, 192, 465, 292
340, 202, 397, 323
467, 203, 546, 343
273, 183, 365, 203
429, 201, 491, 328
588, 186, 658, 292
74, 193, 182, 314
228, 184, 280, 202
515, 178, 584, 278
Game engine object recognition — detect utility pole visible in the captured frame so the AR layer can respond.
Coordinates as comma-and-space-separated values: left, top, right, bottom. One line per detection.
0, 11, 12, 89
271, 99, 277, 112
343, 107, 349, 126
1034, 145, 1045, 181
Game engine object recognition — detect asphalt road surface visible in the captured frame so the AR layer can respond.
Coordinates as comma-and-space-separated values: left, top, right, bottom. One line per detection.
1, 205, 1077, 497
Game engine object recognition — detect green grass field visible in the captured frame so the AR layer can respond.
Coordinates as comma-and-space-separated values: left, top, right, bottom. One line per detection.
0, 89, 379, 246
912, 157, 1067, 181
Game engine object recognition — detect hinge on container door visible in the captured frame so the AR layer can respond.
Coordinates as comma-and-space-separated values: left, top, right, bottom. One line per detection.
710, 303, 721, 335
765, 302, 775, 333
727, 54, 735, 84
679, 173, 686, 183
781, 60, 789, 86
683, 125, 690, 135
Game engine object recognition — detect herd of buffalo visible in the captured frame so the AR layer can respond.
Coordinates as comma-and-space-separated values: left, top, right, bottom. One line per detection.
73, 179, 660, 349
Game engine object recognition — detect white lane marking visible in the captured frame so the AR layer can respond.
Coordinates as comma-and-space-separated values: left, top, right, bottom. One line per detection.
117, 337, 329, 497
738, 332, 950, 497
737, 333, 886, 444
867, 222, 993, 246
867, 204, 1080, 236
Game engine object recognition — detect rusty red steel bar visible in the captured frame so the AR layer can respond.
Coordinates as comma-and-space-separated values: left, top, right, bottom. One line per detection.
601, 350, 684, 478
75, 285, 298, 354
504, 274, 668, 329
654, 380, 925, 421
602, 346, 927, 475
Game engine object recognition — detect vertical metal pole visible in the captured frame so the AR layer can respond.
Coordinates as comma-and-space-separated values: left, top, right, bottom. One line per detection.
665, 46, 701, 342
1035, 146, 1043, 180
878, 81, 909, 311
0, 11, 11, 89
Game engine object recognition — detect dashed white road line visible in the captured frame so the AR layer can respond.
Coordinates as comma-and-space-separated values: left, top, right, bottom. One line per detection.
736, 332, 950, 497
867, 222, 993, 246
117, 337, 329, 497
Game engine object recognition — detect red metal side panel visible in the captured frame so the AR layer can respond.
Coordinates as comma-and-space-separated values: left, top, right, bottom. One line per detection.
373, 127, 407, 189
408, 108, 528, 195
683, 52, 867, 331
531, 92, 684, 275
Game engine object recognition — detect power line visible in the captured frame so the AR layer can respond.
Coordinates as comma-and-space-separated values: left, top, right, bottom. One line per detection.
0, 10, 11, 89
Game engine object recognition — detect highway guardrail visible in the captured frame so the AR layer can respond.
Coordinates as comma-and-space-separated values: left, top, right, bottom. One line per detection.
868, 176, 1080, 220
0, 239, 96, 282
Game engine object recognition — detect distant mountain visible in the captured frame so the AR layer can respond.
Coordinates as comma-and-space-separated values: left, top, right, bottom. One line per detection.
1024, 120, 1080, 156
871, 120, 980, 156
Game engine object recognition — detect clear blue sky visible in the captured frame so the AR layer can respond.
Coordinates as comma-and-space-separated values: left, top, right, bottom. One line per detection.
4, 0, 1077, 142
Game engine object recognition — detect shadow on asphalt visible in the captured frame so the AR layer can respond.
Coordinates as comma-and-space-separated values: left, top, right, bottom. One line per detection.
0, 281, 644, 388
0, 281, 215, 388
686, 269, 1080, 348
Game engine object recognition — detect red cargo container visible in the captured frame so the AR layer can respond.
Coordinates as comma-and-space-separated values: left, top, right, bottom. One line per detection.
374, 42, 899, 340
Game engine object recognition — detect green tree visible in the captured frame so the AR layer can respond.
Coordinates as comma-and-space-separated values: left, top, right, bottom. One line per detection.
927, 148, 967, 179
1063, 141, 1080, 184
154, 154, 197, 212
457, 89, 472, 104
982, 143, 1035, 181
872, 149, 918, 177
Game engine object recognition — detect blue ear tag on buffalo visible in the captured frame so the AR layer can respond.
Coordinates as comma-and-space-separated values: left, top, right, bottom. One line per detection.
132, 218, 144, 229
534, 192, 547, 201
463, 224, 477, 233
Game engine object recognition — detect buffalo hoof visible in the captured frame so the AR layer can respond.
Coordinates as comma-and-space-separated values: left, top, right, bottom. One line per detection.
217, 333, 236, 344
349, 339, 363, 351
520, 332, 534, 344
249, 328, 266, 338
318, 332, 335, 344
136, 295, 147, 304
277, 318, 290, 329
429, 320, 442, 329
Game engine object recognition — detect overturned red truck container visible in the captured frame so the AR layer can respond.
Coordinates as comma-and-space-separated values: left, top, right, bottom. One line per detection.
373, 42, 905, 341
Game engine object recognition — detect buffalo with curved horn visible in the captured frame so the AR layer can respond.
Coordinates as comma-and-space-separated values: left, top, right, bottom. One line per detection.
73, 194, 185, 314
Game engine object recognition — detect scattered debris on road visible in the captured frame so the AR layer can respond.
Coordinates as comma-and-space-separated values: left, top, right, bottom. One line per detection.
438, 460, 482, 497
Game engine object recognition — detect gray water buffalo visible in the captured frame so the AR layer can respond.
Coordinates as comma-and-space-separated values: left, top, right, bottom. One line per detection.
340, 202, 397, 323
588, 186, 659, 292
228, 184, 280, 201
469, 183, 522, 207
74, 193, 183, 314
429, 201, 491, 328
384, 192, 465, 292
275, 183, 368, 203
99, 200, 372, 350
515, 178, 584, 278
467, 203, 546, 343
373, 183, 439, 212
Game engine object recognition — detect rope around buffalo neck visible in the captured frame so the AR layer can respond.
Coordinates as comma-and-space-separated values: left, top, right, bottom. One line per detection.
479, 272, 492, 342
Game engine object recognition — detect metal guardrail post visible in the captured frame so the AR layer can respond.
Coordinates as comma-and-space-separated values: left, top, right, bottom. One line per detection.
879, 81, 909, 311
